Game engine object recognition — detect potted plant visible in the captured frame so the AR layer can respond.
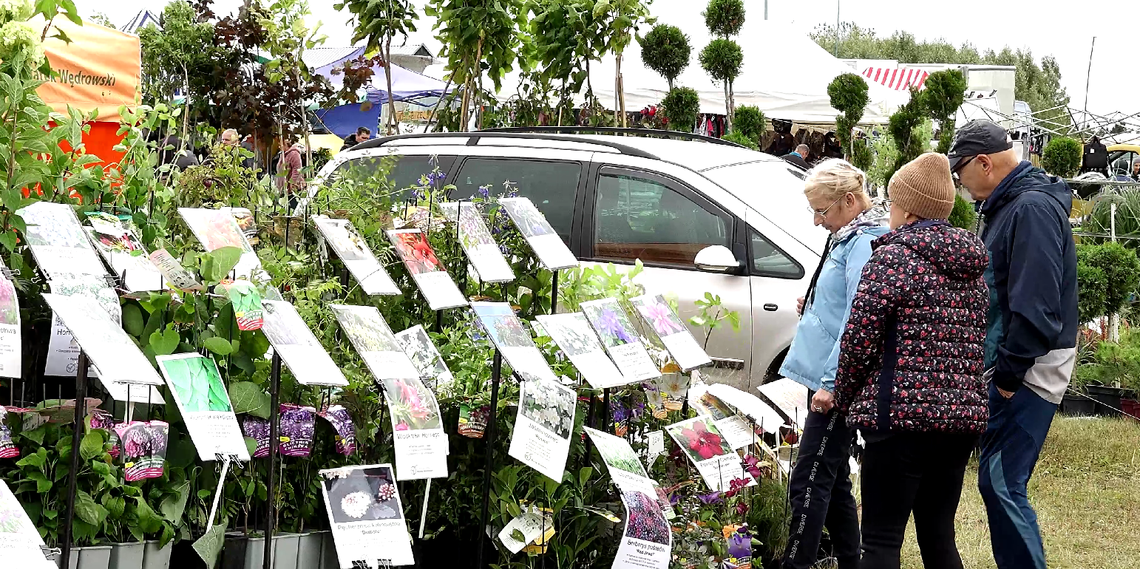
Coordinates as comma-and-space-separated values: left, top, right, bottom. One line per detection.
1064, 365, 1099, 416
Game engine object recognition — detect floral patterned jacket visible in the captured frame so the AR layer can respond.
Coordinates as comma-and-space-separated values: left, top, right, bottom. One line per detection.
834, 220, 990, 435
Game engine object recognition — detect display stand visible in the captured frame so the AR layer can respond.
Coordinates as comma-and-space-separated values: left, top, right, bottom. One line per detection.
473, 350, 503, 569
262, 352, 282, 569
59, 351, 90, 569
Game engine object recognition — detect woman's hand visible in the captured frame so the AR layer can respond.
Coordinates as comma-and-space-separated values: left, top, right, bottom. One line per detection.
796, 297, 805, 316
811, 390, 835, 414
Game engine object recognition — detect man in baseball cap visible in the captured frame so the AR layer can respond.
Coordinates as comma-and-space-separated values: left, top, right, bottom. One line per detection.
952, 119, 1077, 569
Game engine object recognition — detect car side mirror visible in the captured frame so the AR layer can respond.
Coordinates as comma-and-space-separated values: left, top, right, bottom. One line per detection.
694, 245, 742, 274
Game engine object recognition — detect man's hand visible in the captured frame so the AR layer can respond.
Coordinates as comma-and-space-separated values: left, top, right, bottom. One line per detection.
796, 297, 805, 316
811, 390, 835, 414
998, 387, 1015, 399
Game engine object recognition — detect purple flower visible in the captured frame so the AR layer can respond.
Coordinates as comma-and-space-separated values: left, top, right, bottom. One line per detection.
610, 399, 629, 422
477, 185, 491, 199
697, 492, 723, 505
598, 309, 635, 344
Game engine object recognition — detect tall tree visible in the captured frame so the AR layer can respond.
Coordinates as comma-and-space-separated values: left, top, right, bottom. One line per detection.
827, 73, 870, 162
921, 69, 967, 153
139, 0, 220, 140
639, 24, 691, 90
524, 0, 608, 120
596, 0, 654, 127
700, 0, 744, 128
335, 0, 418, 135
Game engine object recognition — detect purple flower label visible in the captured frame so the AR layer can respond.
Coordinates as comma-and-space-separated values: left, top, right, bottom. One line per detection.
241, 416, 271, 458
318, 405, 356, 456
88, 409, 120, 459
0, 408, 16, 459
114, 421, 168, 482
279, 404, 315, 457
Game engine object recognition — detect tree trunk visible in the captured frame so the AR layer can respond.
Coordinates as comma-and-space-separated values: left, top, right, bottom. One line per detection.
459, 76, 471, 132
384, 35, 399, 135
474, 38, 484, 130
180, 65, 191, 155
615, 53, 621, 127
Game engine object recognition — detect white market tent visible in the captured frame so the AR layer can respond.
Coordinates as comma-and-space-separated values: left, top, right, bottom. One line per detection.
427, 14, 907, 124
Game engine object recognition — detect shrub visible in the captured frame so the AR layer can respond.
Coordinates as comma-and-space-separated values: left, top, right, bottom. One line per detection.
1042, 137, 1083, 179
1077, 260, 1108, 324
1077, 242, 1140, 322
639, 24, 691, 89
828, 73, 870, 162
732, 105, 766, 143
920, 69, 967, 153
948, 193, 977, 230
698, 38, 744, 83
702, 0, 745, 38
723, 129, 757, 149
660, 87, 700, 133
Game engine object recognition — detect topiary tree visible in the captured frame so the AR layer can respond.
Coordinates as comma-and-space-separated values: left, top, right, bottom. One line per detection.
921, 69, 967, 153
703, 0, 745, 36
851, 134, 874, 172
700, 0, 744, 128
661, 87, 700, 133
723, 130, 758, 149
948, 194, 978, 230
1085, 242, 1140, 319
1042, 137, 1083, 179
732, 105, 766, 145
886, 87, 929, 186
639, 24, 690, 90
827, 73, 870, 162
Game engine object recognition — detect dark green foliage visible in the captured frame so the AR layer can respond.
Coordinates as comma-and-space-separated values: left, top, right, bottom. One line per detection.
948, 193, 977, 230
639, 24, 691, 88
1079, 242, 1140, 320
733, 105, 766, 142
698, 38, 744, 83
828, 73, 870, 161
851, 135, 874, 171
886, 87, 928, 185
661, 87, 701, 132
921, 69, 967, 153
723, 130, 758, 149
703, 0, 746, 37
1042, 137, 1083, 179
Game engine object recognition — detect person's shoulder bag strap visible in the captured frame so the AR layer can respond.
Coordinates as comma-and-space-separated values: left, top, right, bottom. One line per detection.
801, 234, 833, 319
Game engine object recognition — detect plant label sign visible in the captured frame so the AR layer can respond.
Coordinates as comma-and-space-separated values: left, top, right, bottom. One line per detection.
312, 216, 400, 296
85, 212, 165, 293
45, 274, 118, 379
498, 197, 578, 271
18, 201, 107, 280
0, 275, 20, 379
688, 378, 755, 451
471, 302, 559, 384
630, 294, 711, 371
665, 417, 755, 492
330, 305, 447, 480
535, 313, 632, 389
705, 382, 786, 439
584, 427, 656, 496
149, 249, 204, 292
497, 505, 554, 554
221, 280, 263, 331
319, 464, 415, 568
387, 229, 468, 310
509, 377, 576, 482
0, 480, 55, 569
580, 299, 662, 382
394, 325, 454, 391
43, 293, 165, 389
439, 202, 515, 284
178, 208, 262, 281
615, 488, 673, 569
756, 378, 810, 431
156, 354, 250, 462
261, 300, 348, 387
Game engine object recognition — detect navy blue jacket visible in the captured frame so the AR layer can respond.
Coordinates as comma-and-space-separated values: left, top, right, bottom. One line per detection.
979, 161, 1079, 399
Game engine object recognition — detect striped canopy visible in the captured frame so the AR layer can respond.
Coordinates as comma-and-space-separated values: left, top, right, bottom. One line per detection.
862, 67, 930, 91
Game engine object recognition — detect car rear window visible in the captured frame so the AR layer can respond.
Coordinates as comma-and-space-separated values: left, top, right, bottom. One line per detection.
329, 155, 458, 199
452, 158, 581, 243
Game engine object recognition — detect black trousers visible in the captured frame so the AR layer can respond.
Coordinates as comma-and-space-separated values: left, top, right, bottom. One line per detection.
860, 432, 978, 569
782, 404, 861, 569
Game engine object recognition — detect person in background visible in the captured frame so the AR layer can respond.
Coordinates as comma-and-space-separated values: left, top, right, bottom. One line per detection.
221, 128, 258, 171
783, 144, 811, 170
779, 159, 887, 569
834, 153, 989, 569
156, 132, 198, 173
949, 120, 1078, 569
341, 126, 371, 151
1132, 157, 1140, 182
276, 136, 305, 209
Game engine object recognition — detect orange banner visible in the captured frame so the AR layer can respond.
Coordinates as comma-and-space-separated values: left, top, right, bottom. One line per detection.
36, 19, 141, 121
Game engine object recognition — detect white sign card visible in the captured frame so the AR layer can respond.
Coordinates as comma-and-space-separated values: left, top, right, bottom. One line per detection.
261, 300, 348, 387
509, 377, 575, 482
535, 313, 633, 389
312, 216, 400, 296
758, 378, 810, 431
45, 274, 119, 378
386, 229, 467, 310
148, 249, 204, 292
664, 417, 755, 492
330, 305, 447, 480
439, 202, 515, 283
18, 201, 107, 279
470, 302, 558, 383
706, 382, 786, 435
156, 354, 250, 462
0, 275, 20, 378
319, 464, 415, 567
615, 488, 673, 569
630, 294, 711, 371
583, 427, 656, 496
178, 208, 262, 280
497, 505, 554, 555
394, 325, 454, 390
580, 299, 661, 382
85, 213, 164, 293
498, 197, 578, 271
43, 294, 165, 392
687, 378, 755, 450
0, 480, 56, 569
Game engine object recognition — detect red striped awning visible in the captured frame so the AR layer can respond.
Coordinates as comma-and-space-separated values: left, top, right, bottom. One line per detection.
861, 67, 930, 91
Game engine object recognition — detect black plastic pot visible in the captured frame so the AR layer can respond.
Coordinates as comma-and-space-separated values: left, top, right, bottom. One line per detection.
220, 533, 248, 569
1086, 385, 1124, 417
1060, 393, 1097, 416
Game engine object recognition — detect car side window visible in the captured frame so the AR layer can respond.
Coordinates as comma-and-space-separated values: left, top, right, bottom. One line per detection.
750, 230, 804, 279
453, 158, 581, 243
593, 170, 730, 267
331, 155, 457, 200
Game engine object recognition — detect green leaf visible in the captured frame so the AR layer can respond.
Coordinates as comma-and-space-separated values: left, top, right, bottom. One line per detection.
122, 304, 145, 337
150, 325, 180, 356
244, 437, 258, 457
160, 481, 190, 523
74, 490, 108, 526
578, 466, 593, 488
229, 382, 271, 419
203, 337, 233, 356
102, 495, 126, 519
79, 430, 104, 461
192, 524, 227, 569
133, 496, 163, 533
208, 247, 243, 281
16, 450, 46, 469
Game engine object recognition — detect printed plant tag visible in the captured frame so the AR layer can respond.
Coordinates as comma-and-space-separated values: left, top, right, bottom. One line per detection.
631, 294, 711, 371
387, 228, 467, 310
312, 216, 400, 296
115, 420, 168, 482
157, 354, 249, 461
536, 313, 634, 389
222, 280, 264, 331
439, 202, 515, 283
279, 404, 316, 457
580, 299, 661, 382
319, 464, 415, 567
498, 197, 578, 270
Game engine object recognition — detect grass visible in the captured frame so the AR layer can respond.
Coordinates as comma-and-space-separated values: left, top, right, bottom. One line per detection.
897, 416, 1140, 569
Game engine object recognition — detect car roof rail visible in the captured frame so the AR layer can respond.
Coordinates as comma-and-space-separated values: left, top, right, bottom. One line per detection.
482, 126, 747, 148
351, 131, 659, 159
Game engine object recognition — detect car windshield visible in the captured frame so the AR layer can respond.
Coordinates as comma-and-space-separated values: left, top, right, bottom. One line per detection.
701, 160, 824, 251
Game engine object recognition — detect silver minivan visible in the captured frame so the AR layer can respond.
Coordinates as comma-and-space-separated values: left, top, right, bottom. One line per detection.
314, 130, 826, 389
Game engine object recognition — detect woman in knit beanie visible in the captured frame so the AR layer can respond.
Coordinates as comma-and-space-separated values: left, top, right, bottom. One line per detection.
833, 153, 991, 568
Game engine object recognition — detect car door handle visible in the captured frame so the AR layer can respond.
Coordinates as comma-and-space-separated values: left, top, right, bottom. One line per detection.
763, 303, 778, 312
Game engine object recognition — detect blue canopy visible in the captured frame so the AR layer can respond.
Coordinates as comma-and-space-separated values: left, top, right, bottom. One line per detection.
313, 47, 452, 106
314, 103, 381, 140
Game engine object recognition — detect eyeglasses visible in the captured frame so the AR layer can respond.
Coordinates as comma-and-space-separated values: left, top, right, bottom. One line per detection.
808, 194, 847, 218
951, 155, 977, 182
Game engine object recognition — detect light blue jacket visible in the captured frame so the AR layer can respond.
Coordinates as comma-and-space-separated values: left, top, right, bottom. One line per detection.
779, 225, 888, 392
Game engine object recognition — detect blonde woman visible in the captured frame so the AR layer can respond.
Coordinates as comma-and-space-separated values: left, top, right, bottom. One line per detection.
779, 159, 887, 569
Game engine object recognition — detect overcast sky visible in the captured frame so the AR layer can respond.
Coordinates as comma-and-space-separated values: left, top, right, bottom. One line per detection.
88, 0, 1138, 118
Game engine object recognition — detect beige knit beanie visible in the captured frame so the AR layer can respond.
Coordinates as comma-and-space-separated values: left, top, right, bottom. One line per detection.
887, 153, 956, 220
